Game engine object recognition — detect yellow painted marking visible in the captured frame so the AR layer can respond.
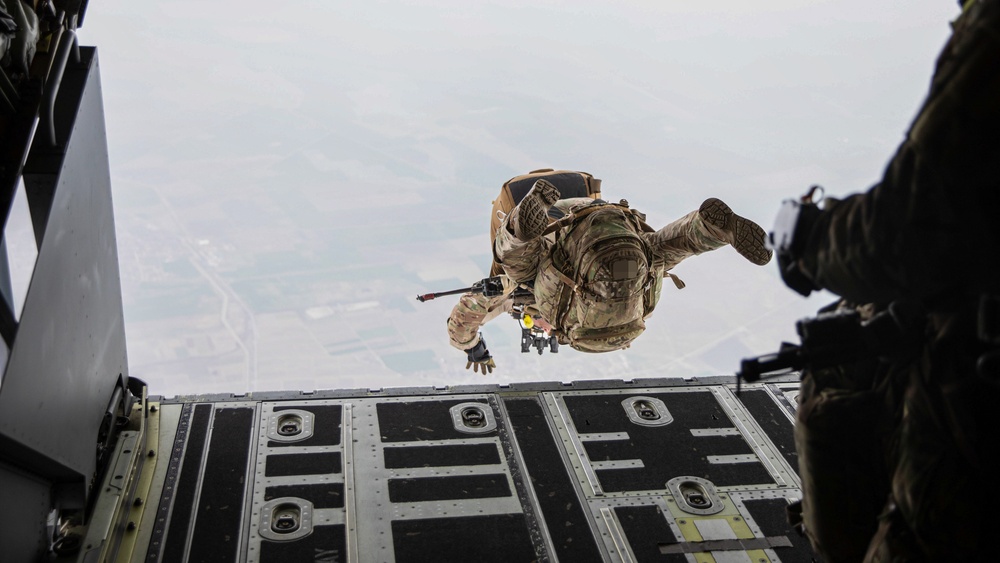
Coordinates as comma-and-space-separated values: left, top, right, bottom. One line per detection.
673, 513, 773, 563
728, 514, 755, 539
675, 517, 704, 541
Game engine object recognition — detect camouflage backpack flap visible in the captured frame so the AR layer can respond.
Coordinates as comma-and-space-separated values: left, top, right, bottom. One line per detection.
534, 203, 656, 353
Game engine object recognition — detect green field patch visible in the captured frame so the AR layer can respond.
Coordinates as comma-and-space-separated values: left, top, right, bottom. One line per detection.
357, 326, 396, 340
163, 258, 199, 279
124, 283, 217, 322
379, 349, 436, 374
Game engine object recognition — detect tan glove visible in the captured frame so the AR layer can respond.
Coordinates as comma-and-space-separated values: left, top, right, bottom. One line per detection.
464, 334, 496, 374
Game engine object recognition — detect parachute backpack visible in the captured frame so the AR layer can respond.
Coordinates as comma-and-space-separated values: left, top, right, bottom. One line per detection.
534, 201, 662, 353
489, 169, 602, 276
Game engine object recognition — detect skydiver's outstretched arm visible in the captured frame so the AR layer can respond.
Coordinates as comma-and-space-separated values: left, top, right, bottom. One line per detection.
446, 292, 512, 350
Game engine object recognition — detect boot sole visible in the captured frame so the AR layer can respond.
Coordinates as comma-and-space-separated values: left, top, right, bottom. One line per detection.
699, 198, 772, 265
514, 180, 559, 240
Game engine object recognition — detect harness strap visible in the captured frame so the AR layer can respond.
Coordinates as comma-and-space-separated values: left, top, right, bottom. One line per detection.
542, 202, 655, 237
551, 266, 579, 294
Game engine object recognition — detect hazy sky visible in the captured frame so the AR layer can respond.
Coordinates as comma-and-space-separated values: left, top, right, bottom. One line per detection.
74, 1, 957, 396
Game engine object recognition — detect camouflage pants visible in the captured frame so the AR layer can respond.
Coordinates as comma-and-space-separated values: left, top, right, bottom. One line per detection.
643, 209, 727, 271
494, 205, 726, 283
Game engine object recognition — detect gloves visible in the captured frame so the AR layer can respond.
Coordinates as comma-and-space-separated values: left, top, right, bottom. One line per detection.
769, 197, 822, 297
777, 253, 820, 297
464, 334, 496, 374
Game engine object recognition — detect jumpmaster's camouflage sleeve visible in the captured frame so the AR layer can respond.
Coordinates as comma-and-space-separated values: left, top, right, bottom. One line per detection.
800, 0, 1000, 305
446, 292, 514, 350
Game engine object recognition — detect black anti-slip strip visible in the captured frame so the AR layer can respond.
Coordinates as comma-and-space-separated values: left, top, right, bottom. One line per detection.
614, 506, 687, 563
392, 515, 536, 562
388, 474, 510, 503
161, 403, 212, 562
188, 407, 255, 562
383, 443, 500, 469
738, 389, 799, 475
265, 452, 342, 477
377, 399, 492, 442
504, 397, 603, 563
260, 525, 345, 562
264, 483, 345, 509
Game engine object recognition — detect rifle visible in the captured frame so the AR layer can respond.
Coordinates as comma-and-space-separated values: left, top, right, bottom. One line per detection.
417, 277, 559, 355
416, 277, 505, 302
736, 300, 924, 394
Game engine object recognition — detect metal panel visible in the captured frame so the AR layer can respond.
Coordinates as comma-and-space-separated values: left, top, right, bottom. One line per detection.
246, 400, 351, 562
538, 386, 807, 562
138, 382, 815, 562
0, 462, 51, 562
0, 48, 128, 493
243, 396, 538, 563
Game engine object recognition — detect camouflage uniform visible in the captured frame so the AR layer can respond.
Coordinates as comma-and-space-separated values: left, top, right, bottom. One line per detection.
789, 1, 1000, 560
447, 292, 512, 350
448, 197, 730, 350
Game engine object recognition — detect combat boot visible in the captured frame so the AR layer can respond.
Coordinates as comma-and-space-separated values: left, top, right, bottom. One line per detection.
699, 198, 772, 265
510, 179, 561, 241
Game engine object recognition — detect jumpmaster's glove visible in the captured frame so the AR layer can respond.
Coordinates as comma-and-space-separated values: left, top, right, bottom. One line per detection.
769, 187, 824, 297
464, 333, 496, 374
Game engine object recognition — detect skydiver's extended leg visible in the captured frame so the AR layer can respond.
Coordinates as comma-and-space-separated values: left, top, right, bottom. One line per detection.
645, 198, 771, 270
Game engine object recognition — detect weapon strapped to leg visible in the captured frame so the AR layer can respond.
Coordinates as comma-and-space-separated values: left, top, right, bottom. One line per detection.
513, 305, 559, 355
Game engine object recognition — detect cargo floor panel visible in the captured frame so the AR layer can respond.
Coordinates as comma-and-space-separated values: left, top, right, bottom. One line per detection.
263, 483, 346, 509
155, 404, 212, 562
257, 525, 346, 563
391, 515, 536, 562
504, 396, 604, 563
741, 497, 818, 563
144, 380, 810, 562
737, 388, 800, 476
614, 505, 688, 563
555, 389, 786, 492
377, 399, 493, 442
